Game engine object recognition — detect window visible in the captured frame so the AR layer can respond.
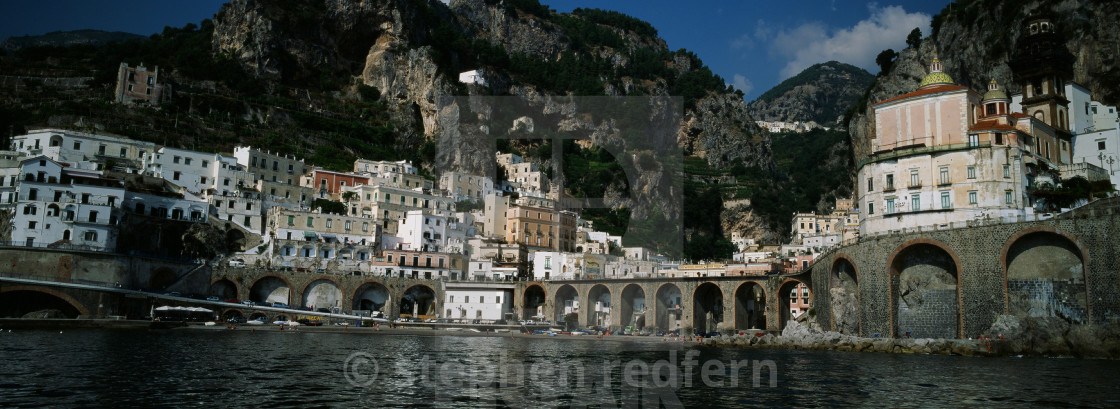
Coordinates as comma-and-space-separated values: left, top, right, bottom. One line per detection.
885, 174, 894, 190
1005, 190, 1013, 205
968, 134, 979, 147
28, 221, 36, 229
287, 216, 295, 226
967, 166, 976, 179
173, 156, 181, 164
185, 158, 192, 166
28, 188, 37, 201
173, 171, 181, 181
84, 231, 97, 241
345, 221, 351, 230
868, 203, 874, 215
200, 176, 207, 185
886, 198, 895, 214
362, 222, 369, 232
89, 211, 98, 222
939, 167, 949, 185
941, 191, 951, 209
326, 219, 332, 228
910, 170, 920, 187
496, 296, 501, 304
224, 178, 230, 186
73, 141, 81, 150
1098, 140, 1106, 151
968, 191, 978, 204
202, 160, 209, 168
911, 195, 920, 212
307, 217, 314, 227
465, 296, 470, 303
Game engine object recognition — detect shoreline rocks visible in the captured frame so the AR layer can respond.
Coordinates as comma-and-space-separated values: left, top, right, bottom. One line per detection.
704, 317, 1120, 359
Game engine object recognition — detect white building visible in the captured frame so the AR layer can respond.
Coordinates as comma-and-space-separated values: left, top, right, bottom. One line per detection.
443, 282, 513, 322
0, 150, 27, 207
232, 146, 309, 186
439, 171, 494, 201
11, 156, 125, 250
458, 69, 488, 87
10, 128, 156, 173
144, 147, 223, 197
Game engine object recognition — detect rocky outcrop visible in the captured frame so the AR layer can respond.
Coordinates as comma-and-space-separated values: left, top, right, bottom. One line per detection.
680, 93, 773, 170
848, 0, 1120, 162
987, 315, 1120, 358
450, 0, 569, 62
747, 61, 873, 126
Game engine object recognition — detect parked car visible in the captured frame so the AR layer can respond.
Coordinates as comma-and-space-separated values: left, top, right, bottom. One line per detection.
425, 318, 437, 323
316, 308, 332, 313
272, 303, 291, 309
168, 292, 182, 297
224, 299, 240, 304
227, 316, 247, 324
242, 300, 255, 306
245, 319, 265, 325
297, 306, 312, 311
206, 296, 220, 301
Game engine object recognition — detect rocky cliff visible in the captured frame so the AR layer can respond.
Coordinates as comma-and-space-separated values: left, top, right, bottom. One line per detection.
848, 0, 1120, 162
747, 61, 873, 127
210, 0, 777, 247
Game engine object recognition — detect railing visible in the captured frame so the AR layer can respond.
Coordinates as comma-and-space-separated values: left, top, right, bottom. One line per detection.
859, 141, 992, 169
0, 271, 121, 289
0, 240, 112, 253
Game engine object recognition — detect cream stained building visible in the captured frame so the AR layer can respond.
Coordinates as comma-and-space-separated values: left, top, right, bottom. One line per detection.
858, 54, 1072, 236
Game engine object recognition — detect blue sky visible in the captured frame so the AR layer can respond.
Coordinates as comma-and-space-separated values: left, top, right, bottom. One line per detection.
0, 0, 946, 101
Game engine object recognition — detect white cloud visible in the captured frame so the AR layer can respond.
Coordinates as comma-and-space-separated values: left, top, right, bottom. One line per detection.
771, 4, 930, 78
731, 74, 753, 95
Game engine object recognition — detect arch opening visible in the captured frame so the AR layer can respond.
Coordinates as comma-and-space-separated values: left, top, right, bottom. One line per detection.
655, 284, 683, 332
1006, 232, 1086, 323
891, 243, 959, 338
0, 290, 82, 318
692, 283, 723, 333
353, 282, 390, 314
149, 267, 176, 291
778, 280, 811, 330
587, 285, 612, 328
523, 284, 546, 321
554, 285, 579, 329
733, 282, 767, 330
830, 258, 859, 335
620, 284, 646, 331
302, 279, 342, 310
250, 276, 291, 305
222, 310, 244, 320
400, 285, 436, 318
210, 279, 238, 300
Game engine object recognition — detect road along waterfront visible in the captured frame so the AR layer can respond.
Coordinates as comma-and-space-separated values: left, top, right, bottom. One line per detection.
2, 328, 1119, 407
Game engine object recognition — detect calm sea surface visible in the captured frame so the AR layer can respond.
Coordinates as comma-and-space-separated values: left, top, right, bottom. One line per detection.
1, 329, 1118, 408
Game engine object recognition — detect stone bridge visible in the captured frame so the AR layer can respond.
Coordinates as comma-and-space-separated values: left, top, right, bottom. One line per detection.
805, 198, 1120, 339
204, 267, 809, 333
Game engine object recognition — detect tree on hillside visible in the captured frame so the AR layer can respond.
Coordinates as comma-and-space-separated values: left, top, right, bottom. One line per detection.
876, 49, 898, 76
906, 28, 923, 49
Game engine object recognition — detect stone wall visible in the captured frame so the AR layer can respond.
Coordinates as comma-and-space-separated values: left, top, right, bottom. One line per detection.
898, 289, 957, 339
809, 198, 1120, 339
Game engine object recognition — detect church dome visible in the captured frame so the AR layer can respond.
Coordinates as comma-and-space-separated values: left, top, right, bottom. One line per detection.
981, 80, 1009, 102
918, 58, 955, 89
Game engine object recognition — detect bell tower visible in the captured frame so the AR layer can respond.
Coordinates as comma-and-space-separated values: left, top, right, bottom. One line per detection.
1010, 12, 1074, 134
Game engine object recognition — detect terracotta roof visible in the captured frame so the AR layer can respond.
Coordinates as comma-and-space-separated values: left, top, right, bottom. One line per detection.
1010, 113, 1031, 118
872, 85, 970, 107
969, 119, 1018, 132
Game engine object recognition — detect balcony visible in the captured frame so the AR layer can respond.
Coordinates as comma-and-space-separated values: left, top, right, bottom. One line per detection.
860, 141, 992, 169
